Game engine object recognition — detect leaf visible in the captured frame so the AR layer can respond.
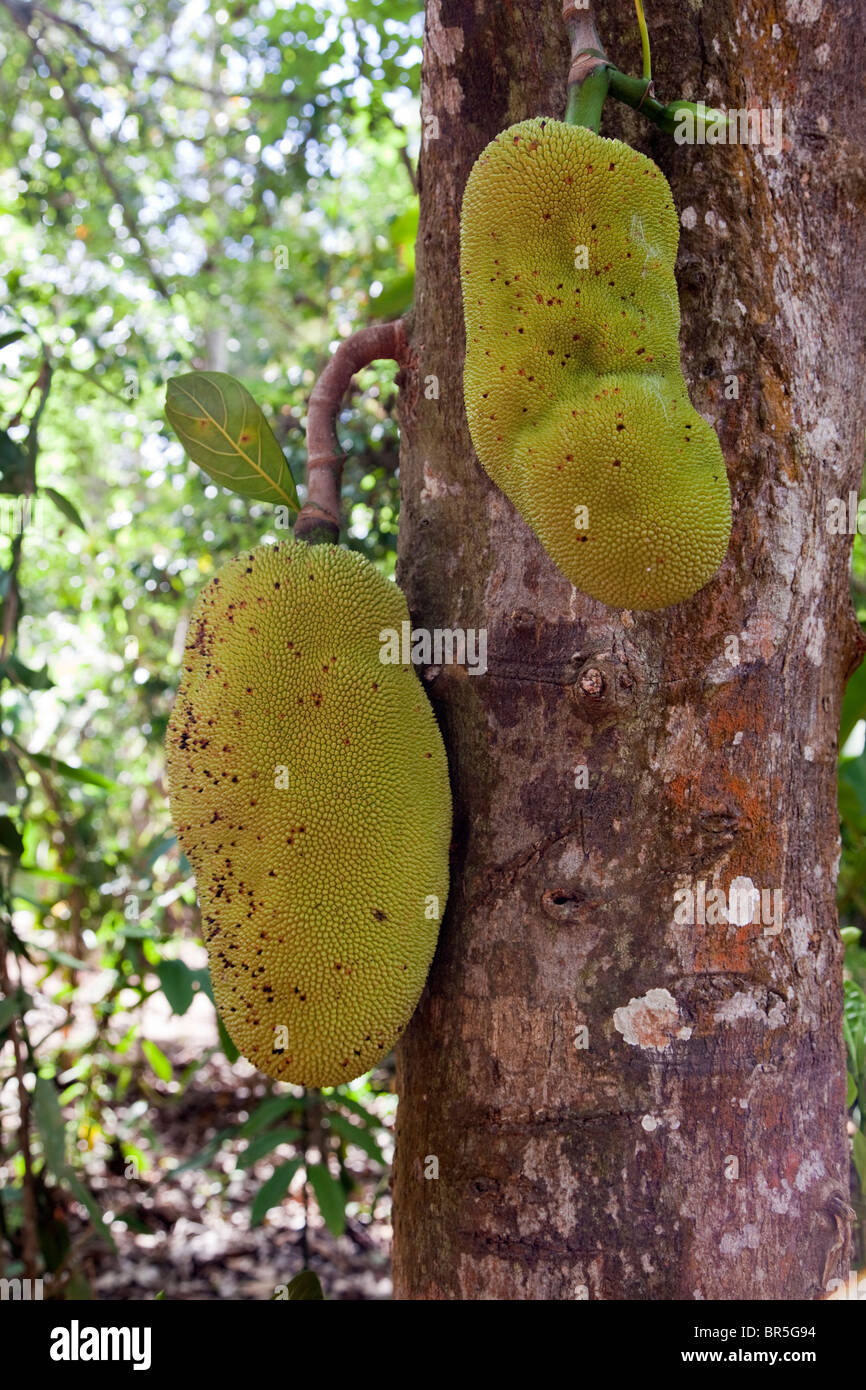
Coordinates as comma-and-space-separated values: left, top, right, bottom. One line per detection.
251, 1159, 302, 1227
848, 1072, 858, 1108
285, 1270, 324, 1300
217, 1012, 239, 1062
42, 487, 86, 532
26, 751, 116, 789
165, 372, 299, 511
0, 430, 29, 494
157, 960, 195, 1016
142, 1039, 172, 1082
33, 1076, 67, 1173
841, 659, 866, 748
0, 987, 32, 1035
63, 1171, 116, 1251
307, 1162, 346, 1237
326, 1111, 384, 1164
32, 945, 90, 970
171, 1128, 235, 1175
240, 1094, 299, 1136
3, 655, 53, 691
370, 272, 414, 319
853, 1129, 866, 1197
843, 979, 866, 1082
0, 331, 26, 351
237, 1127, 304, 1170
0, 815, 24, 856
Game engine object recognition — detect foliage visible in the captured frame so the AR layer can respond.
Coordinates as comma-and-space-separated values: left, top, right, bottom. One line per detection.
0, 0, 865, 1298
0, 0, 418, 1297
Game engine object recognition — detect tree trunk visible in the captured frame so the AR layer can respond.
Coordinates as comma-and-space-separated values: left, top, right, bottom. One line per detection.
392, 0, 866, 1300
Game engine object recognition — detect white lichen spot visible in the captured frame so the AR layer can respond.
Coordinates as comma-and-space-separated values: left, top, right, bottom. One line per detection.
613, 988, 691, 1050
816, 42, 830, 64
641, 1115, 659, 1132
804, 745, 814, 762
714, 990, 787, 1030
794, 1152, 826, 1191
785, 0, 822, 23
789, 915, 811, 959
420, 460, 462, 503
681, 206, 698, 230
720, 1223, 760, 1255
804, 614, 825, 667
733, 731, 743, 746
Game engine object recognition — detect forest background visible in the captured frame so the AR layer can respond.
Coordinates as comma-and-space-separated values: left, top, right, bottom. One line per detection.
0, 0, 863, 1299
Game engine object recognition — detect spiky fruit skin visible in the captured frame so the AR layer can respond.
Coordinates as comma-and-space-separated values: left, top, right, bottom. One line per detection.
166, 542, 451, 1088
460, 117, 731, 611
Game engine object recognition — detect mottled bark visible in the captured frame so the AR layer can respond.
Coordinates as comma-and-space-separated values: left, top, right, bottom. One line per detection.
392, 0, 866, 1300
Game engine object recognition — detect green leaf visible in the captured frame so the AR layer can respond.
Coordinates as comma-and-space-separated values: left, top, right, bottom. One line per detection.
165, 372, 299, 511
3, 655, 52, 690
307, 1162, 346, 1237
217, 1012, 239, 1062
370, 271, 414, 319
157, 960, 195, 1016
191, 967, 214, 1003
251, 1159, 302, 1227
171, 1128, 235, 1175
142, 1039, 172, 1082
847, 1072, 858, 1108
0, 430, 29, 494
0, 987, 32, 1035
841, 659, 866, 748
237, 1127, 303, 1170
0, 331, 26, 351
31, 945, 90, 970
26, 750, 116, 789
33, 1076, 67, 1173
0, 815, 24, 856
63, 1171, 116, 1251
42, 487, 86, 532
853, 1129, 866, 1197
326, 1111, 384, 1164
841, 926, 863, 946
285, 1270, 324, 1300
240, 1094, 299, 1136
843, 979, 866, 1082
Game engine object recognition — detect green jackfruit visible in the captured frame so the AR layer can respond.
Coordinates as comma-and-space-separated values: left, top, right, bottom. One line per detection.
461, 117, 731, 610
166, 541, 451, 1088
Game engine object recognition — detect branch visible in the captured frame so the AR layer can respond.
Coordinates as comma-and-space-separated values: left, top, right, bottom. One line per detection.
295, 321, 409, 544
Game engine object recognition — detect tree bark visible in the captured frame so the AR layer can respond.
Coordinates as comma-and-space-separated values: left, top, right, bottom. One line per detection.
392, 0, 866, 1300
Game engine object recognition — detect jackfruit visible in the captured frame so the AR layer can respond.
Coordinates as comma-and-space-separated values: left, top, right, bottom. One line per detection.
460, 117, 731, 610
166, 541, 451, 1088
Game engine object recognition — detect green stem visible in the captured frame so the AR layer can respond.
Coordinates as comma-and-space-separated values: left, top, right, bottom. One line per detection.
606, 67, 728, 139
564, 64, 610, 132
634, 0, 652, 83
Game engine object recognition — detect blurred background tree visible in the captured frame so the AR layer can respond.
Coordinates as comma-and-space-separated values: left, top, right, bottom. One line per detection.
0, 0, 863, 1298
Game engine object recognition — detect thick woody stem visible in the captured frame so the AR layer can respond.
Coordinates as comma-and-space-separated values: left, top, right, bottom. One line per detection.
562, 0, 607, 87
295, 320, 410, 544
562, 1, 610, 130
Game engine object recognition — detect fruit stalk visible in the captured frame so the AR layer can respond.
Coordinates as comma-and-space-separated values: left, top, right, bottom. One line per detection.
295, 319, 410, 545
562, 0, 609, 131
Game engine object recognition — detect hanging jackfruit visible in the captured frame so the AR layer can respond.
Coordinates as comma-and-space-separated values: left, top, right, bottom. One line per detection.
166, 541, 451, 1088
460, 117, 731, 610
